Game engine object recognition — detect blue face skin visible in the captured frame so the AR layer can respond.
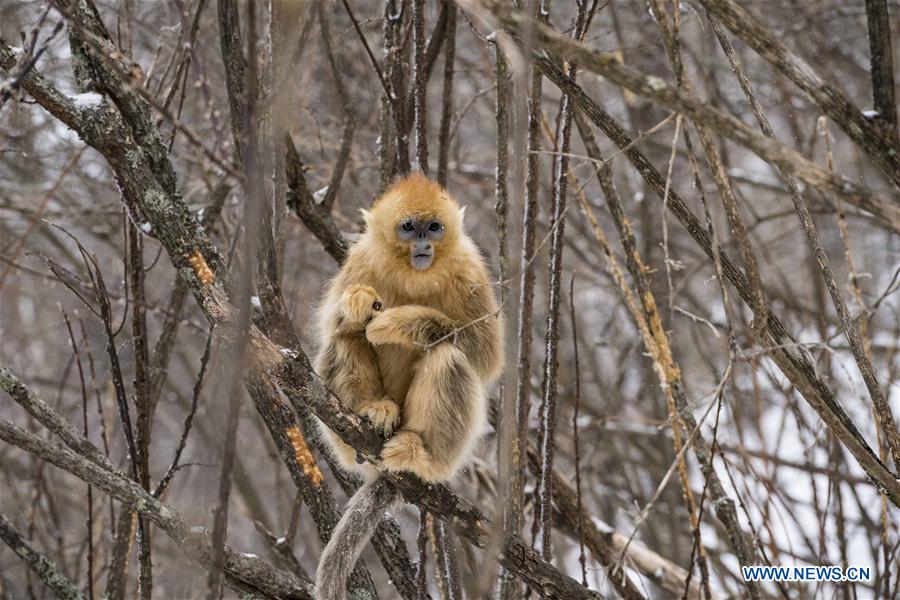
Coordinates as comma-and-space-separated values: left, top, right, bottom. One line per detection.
397, 217, 445, 270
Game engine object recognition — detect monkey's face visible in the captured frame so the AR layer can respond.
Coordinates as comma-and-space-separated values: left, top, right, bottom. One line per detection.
396, 216, 446, 270
364, 173, 462, 275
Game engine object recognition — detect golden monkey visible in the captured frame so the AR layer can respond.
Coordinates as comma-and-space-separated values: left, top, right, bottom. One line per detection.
314, 173, 504, 599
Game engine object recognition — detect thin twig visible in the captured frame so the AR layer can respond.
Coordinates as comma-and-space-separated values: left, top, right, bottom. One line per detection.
62, 309, 95, 600
153, 327, 214, 498
568, 273, 588, 587
412, 0, 429, 173
436, 1, 456, 186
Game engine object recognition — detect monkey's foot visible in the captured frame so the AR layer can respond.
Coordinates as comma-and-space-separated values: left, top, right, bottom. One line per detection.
381, 431, 439, 481
339, 285, 383, 332
359, 396, 400, 436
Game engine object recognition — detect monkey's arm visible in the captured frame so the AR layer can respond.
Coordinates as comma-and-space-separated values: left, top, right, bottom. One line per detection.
364, 305, 456, 348
366, 292, 503, 381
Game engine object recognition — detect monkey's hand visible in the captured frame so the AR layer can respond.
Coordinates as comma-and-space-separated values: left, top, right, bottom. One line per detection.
337, 285, 383, 334
357, 395, 400, 436
365, 305, 454, 348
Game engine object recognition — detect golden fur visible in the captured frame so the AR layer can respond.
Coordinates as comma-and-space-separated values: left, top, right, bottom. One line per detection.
313, 172, 504, 482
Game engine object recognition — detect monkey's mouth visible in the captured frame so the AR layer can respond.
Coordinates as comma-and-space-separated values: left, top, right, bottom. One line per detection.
411, 251, 433, 271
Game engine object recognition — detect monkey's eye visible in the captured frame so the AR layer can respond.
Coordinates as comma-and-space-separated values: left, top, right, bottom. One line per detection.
428, 221, 442, 232
401, 220, 415, 232
372, 301, 382, 311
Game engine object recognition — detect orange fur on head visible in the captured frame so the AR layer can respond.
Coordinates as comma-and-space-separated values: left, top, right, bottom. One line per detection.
362, 172, 464, 276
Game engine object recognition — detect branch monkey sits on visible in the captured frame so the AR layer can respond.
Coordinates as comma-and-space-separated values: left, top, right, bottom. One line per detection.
314, 173, 504, 599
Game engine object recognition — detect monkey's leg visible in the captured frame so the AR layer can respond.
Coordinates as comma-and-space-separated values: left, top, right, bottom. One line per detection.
338, 337, 399, 435
317, 337, 399, 477
381, 345, 486, 482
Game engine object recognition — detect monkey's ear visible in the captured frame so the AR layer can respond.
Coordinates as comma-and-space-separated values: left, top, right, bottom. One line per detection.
360, 208, 373, 226
459, 206, 467, 221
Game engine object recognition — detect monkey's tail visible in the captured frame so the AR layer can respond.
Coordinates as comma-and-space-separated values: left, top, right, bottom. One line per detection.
315, 475, 401, 600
